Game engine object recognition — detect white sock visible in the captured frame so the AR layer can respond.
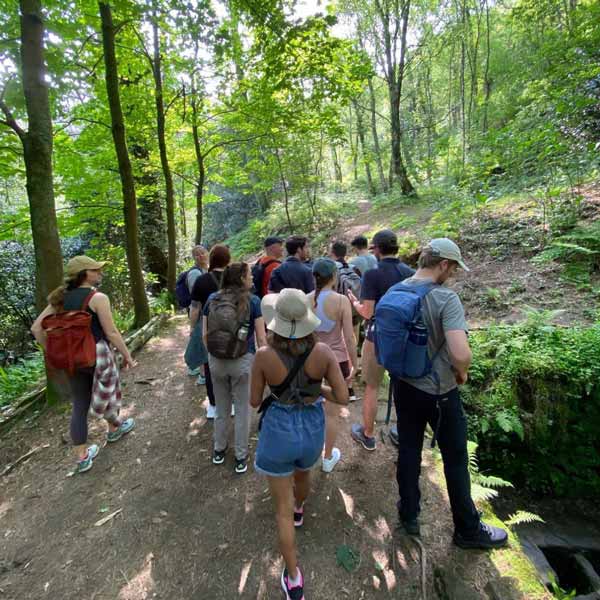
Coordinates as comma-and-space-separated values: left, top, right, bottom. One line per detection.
287, 568, 302, 587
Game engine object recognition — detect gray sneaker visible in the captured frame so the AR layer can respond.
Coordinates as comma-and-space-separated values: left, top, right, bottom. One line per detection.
107, 418, 135, 443
351, 423, 376, 451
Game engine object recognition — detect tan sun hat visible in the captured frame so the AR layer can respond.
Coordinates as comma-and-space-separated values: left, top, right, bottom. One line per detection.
65, 255, 107, 279
261, 289, 321, 340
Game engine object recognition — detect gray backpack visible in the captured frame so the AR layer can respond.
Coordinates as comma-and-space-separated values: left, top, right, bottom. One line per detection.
206, 292, 250, 359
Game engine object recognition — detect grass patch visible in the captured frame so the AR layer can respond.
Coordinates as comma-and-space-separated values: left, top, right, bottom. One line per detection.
0, 352, 45, 407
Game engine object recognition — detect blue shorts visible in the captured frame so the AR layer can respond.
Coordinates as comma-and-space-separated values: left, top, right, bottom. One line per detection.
255, 400, 325, 477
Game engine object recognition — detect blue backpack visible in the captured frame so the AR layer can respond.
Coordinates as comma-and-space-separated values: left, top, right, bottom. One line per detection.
175, 267, 200, 309
374, 282, 437, 379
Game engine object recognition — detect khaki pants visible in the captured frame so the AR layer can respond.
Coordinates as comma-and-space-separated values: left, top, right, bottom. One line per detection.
208, 353, 253, 460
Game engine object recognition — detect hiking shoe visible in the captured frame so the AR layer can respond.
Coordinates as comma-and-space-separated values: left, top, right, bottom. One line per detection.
76, 444, 99, 474
389, 425, 399, 447
351, 424, 376, 451
234, 457, 248, 474
349, 394, 358, 402
281, 566, 305, 600
195, 374, 206, 386
400, 518, 420, 536
322, 447, 341, 473
294, 504, 304, 528
107, 418, 135, 443
453, 522, 508, 550
206, 404, 216, 419
187, 366, 202, 376
213, 448, 226, 465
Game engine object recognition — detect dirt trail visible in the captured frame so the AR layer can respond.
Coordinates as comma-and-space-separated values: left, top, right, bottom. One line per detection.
0, 317, 536, 599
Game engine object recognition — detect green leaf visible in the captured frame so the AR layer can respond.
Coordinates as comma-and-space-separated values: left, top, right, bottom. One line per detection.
336, 545, 360, 572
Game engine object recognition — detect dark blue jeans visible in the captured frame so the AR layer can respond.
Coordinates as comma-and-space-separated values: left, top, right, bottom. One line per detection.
393, 380, 480, 536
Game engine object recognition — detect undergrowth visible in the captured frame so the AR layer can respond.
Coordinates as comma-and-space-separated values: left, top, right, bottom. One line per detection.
463, 309, 600, 496
0, 353, 45, 407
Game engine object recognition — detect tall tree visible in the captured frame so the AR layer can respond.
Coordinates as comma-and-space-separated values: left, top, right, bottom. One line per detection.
0, 0, 63, 310
150, 13, 176, 296
99, 1, 150, 327
373, 0, 416, 195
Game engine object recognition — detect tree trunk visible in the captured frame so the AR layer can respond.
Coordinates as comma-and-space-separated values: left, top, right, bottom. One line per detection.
179, 175, 187, 239
151, 17, 176, 296
99, 1, 150, 327
367, 77, 387, 192
274, 148, 293, 231
353, 101, 376, 196
330, 145, 343, 184
190, 78, 204, 245
19, 0, 63, 310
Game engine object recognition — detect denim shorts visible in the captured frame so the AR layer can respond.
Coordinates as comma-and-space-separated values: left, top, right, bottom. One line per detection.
255, 400, 325, 477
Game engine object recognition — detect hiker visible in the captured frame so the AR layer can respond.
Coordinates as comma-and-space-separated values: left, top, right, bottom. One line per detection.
202, 262, 266, 474
190, 244, 231, 417
348, 229, 414, 451
329, 240, 361, 401
380, 239, 508, 549
31, 256, 135, 474
251, 289, 348, 599
183, 245, 209, 378
268, 236, 314, 294
252, 236, 284, 298
308, 258, 358, 473
349, 234, 378, 276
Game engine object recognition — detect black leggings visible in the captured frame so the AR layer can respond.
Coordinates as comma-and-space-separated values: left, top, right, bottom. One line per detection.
69, 368, 120, 445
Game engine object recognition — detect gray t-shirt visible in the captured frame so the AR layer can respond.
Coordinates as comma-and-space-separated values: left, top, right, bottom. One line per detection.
399, 276, 468, 395
350, 253, 378, 276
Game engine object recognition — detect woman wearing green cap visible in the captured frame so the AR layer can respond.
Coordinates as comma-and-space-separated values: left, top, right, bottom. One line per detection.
308, 257, 358, 473
31, 256, 136, 474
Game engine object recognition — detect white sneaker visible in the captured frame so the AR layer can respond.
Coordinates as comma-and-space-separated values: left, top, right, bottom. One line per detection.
322, 447, 341, 473
206, 404, 217, 419
231, 405, 235, 417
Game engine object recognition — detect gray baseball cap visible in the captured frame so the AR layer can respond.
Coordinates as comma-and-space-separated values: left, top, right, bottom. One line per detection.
426, 238, 470, 271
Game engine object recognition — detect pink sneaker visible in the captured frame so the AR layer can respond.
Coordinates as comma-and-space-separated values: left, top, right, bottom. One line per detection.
281, 566, 305, 600
293, 503, 304, 528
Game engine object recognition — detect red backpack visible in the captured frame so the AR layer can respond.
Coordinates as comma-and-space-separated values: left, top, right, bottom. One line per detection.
42, 290, 98, 374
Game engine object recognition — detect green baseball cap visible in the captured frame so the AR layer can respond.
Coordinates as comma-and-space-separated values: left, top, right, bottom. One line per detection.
426, 238, 470, 271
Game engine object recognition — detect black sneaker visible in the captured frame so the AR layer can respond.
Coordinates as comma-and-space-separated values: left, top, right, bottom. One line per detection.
234, 457, 248, 474
212, 448, 226, 465
453, 522, 508, 550
281, 566, 304, 600
400, 517, 420, 536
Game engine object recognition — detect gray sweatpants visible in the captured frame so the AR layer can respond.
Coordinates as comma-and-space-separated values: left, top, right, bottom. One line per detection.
208, 353, 253, 460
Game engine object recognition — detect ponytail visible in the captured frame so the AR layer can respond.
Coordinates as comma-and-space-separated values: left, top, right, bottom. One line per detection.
47, 270, 88, 308
313, 272, 335, 308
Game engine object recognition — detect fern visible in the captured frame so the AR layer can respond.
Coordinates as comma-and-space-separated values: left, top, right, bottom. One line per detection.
506, 511, 545, 527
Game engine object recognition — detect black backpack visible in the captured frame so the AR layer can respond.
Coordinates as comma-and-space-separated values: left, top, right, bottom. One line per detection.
251, 258, 279, 298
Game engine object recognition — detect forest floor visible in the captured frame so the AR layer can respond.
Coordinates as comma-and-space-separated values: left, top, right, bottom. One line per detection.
336, 182, 600, 328
0, 316, 547, 600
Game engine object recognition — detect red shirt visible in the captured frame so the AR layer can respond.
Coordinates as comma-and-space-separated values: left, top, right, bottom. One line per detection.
259, 256, 281, 296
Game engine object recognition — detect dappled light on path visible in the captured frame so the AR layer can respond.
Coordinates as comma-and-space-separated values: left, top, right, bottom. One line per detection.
118, 552, 155, 600
338, 486, 355, 518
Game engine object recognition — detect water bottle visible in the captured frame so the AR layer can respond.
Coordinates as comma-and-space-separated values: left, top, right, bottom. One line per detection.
237, 322, 249, 341
405, 323, 429, 377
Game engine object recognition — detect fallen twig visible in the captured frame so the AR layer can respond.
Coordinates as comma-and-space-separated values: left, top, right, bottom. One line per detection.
1, 444, 50, 477
93, 508, 122, 527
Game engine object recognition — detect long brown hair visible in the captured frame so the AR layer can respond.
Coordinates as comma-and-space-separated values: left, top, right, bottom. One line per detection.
47, 271, 88, 308
267, 331, 317, 357
220, 262, 250, 317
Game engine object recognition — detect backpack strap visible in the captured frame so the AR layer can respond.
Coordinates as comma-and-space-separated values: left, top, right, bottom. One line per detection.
269, 347, 313, 399
81, 289, 97, 311
257, 347, 313, 430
